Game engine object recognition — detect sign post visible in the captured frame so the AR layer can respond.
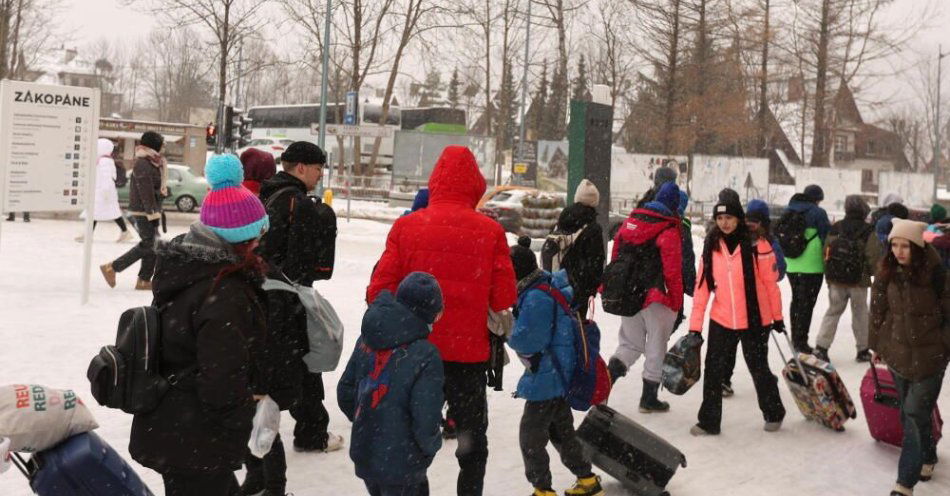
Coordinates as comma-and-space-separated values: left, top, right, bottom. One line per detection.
0, 81, 100, 304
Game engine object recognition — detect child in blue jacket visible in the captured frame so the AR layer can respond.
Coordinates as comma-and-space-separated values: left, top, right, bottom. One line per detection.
508, 242, 603, 496
337, 272, 445, 496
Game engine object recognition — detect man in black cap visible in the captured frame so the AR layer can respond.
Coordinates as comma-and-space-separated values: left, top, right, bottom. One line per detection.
247, 141, 340, 496
100, 131, 166, 290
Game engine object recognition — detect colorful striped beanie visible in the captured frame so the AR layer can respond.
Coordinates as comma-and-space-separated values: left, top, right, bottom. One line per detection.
200, 154, 269, 243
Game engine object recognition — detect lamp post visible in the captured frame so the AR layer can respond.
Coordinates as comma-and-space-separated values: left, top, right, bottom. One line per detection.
517, 0, 532, 164
318, 0, 333, 190
934, 45, 946, 203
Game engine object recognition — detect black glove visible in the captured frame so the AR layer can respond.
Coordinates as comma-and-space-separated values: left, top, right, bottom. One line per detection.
684, 332, 704, 349
772, 321, 786, 334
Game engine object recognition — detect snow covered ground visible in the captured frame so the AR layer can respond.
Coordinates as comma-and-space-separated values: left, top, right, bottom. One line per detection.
1, 216, 949, 495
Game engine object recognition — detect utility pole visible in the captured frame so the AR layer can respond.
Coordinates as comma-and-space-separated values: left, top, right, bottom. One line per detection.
517, 0, 531, 163
935, 45, 946, 203
318, 0, 333, 191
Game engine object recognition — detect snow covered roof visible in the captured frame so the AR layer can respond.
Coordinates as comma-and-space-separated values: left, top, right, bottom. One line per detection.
29, 48, 115, 86
771, 100, 813, 166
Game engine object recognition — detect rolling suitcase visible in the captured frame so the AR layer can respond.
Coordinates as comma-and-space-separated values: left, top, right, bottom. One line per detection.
11, 431, 154, 496
860, 364, 943, 447
576, 404, 687, 496
774, 333, 856, 431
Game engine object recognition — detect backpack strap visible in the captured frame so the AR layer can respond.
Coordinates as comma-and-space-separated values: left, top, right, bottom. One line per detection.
265, 186, 300, 224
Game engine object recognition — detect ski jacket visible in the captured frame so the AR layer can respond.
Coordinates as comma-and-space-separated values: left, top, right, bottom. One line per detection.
508, 270, 577, 402
785, 193, 831, 274
611, 204, 684, 312
337, 291, 444, 486
548, 203, 605, 307
690, 238, 784, 331
366, 146, 517, 363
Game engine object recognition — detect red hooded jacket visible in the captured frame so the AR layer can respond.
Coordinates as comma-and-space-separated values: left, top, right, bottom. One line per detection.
366, 146, 517, 363
611, 206, 684, 312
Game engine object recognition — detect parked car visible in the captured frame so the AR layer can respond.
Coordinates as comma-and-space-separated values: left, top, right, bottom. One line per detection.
237, 138, 295, 160
478, 186, 537, 234
117, 164, 209, 213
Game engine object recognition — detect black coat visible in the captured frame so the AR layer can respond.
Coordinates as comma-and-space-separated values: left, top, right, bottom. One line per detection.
129, 223, 266, 475
128, 156, 163, 216
547, 203, 605, 307
258, 172, 337, 286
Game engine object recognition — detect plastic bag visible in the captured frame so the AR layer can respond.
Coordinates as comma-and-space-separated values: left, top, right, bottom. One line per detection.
248, 395, 281, 458
0, 384, 99, 453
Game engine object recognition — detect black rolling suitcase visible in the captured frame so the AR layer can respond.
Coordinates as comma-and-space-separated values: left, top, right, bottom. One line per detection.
576, 404, 686, 496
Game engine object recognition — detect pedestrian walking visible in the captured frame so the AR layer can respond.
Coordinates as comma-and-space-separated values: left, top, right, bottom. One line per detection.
77, 138, 131, 243
814, 195, 881, 363
240, 148, 277, 195
868, 219, 950, 496
367, 145, 517, 496
100, 131, 167, 290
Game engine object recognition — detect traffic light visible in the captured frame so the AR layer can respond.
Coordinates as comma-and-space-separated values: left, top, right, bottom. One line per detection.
230, 107, 244, 149
238, 112, 252, 147
221, 105, 235, 149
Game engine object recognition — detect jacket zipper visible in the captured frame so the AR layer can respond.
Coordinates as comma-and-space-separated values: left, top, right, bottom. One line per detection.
725, 245, 738, 327
142, 307, 149, 372
105, 348, 119, 387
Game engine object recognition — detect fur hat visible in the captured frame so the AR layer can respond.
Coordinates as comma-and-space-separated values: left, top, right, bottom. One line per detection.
889, 218, 928, 248
199, 154, 269, 243
396, 272, 444, 324
510, 236, 538, 282
140, 131, 164, 153
574, 179, 600, 208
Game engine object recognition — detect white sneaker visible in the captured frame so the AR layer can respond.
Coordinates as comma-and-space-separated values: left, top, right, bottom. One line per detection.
323, 433, 344, 453
117, 230, 132, 243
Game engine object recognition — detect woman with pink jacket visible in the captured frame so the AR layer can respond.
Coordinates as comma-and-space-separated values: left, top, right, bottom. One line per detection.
687, 198, 786, 436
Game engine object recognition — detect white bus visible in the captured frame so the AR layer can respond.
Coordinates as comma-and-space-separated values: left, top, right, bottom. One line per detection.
247, 103, 401, 168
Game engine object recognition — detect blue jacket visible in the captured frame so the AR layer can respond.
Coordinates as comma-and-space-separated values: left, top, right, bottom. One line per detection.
772, 238, 787, 281
876, 213, 894, 245
337, 291, 444, 485
677, 192, 696, 296
508, 270, 577, 402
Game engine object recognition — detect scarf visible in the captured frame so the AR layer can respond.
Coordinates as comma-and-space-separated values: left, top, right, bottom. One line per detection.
135, 145, 168, 196
701, 230, 762, 331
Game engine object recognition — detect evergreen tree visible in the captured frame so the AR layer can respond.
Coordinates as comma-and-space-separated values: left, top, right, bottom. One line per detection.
496, 57, 518, 150
546, 64, 568, 140
448, 68, 461, 109
572, 53, 591, 102
418, 69, 443, 107
529, 59, 549, 140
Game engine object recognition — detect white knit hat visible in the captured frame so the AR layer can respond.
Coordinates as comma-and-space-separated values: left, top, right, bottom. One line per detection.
574, 179, 600, 208
888, 218, 928, 248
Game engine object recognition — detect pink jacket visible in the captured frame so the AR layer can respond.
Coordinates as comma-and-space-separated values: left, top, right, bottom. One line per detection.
689, 238, 784, 332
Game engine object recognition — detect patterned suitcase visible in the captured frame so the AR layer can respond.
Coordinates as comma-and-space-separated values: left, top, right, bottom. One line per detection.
774, 333, 856, 431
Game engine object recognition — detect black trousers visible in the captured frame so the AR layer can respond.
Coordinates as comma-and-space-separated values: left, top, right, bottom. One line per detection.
112, 216, 158, 280
290, 371, 330, 450
443, 361, 489, 496
697, 322, 785, 433
93, 218, 128, 231
243, 435, 287, 492
520, 398, 592, 490
787, 273, 824, 350
163, 471, 239, 496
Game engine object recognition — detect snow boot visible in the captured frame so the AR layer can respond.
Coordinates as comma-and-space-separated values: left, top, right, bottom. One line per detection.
100, 263, 116, 288
240, 472, 264, 496
530, 489, 556, 496
890, 483, 913, 495
921, 463, 935, 482
639, 380, 669, 413
856, 349, 872, 363
564, 475, 604, 496
607, 357, 627, 385
690, 424, 719, 436
814, 346, 830, 362
135, 278, 152, 291
722, 382, 734, 398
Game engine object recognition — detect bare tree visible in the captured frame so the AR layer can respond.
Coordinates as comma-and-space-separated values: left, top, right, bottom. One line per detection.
0, 0, 62, 79
142, 28, 215, 122
535, 0, 583, 140
584, 0, 637, 109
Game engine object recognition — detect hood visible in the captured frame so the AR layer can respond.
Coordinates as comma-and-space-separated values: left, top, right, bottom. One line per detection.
360, 291, 431, 350
788, 193, 816, 213
624, 207, 679, 244
428, 146, 486, 208
881, 193, 903, 208
411, 188, 430, 212
523, 270, 574, 306
259, 171, 307, 203
97, 138, 114, 158
677, 191, 689, 216
557, 203, 597, 232
152, 222, 239, 303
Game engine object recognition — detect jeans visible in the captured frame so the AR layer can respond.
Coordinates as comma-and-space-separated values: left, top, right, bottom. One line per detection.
163, 471, 239, 496
787, 273, 825, 350
612, 303, 677, 383
443, 361, 489, 496
816, 284, 869, 351
290, 372, 330, 450
697, 322, 785, 433
112, 216, 158, 280
520, 398, 592, 490
892, 369, 945, 488
364, 478, 429, 496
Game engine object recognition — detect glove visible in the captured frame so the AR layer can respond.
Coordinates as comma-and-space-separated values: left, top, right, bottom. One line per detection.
684, 331, 704, 349
772, 321, 786, 334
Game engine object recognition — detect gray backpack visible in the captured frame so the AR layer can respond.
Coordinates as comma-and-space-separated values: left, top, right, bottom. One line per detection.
261, 278, 344, 373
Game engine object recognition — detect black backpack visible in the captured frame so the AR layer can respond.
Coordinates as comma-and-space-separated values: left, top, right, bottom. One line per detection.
774, 210, 816, 258
601, 225, 669, 316
87, 306, 193, 414
825, 226, 873, 285
114, 163, 128, 188
541, 224, 588, 272
266, 186, 338, 280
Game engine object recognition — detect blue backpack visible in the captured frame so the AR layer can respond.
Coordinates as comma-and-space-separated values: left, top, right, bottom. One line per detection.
535, 284, 612, 411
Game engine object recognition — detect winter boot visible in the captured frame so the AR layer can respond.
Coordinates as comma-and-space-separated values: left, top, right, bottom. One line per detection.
921, 463, 935, 482
890, 483, 913, 495
100, 263, 116, 288
721, 382, 734, 398
639, 380, 669, 413
764, 420, 783, 432
22, 212, 29, 222
135, 278, 152, 291
240, 471, 264, 496
814, 346, 830, 362
5, 213, 13, 221
564, 475, 604, 496
795, 340, 813, 355
117, 230, 132, 243
530, 489, 556, 496
856, 349, 872, 363
293, 433, 344, 453
690, 424, 719, 436
607, 357, 627, 385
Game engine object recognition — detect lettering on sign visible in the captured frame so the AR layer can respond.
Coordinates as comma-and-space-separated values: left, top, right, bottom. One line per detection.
13, 91, 91, 107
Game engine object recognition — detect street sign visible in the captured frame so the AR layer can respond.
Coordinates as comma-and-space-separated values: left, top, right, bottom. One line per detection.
310, 123, 394, 139
344, 91, 358, 125
511, 139, 538, 187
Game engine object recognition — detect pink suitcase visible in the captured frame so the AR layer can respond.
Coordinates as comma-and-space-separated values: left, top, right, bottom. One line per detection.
860, 365, 943, 447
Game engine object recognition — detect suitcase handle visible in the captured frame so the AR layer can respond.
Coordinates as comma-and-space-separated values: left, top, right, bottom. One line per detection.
10, 452, 33, 480
770, 330, 810, 387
